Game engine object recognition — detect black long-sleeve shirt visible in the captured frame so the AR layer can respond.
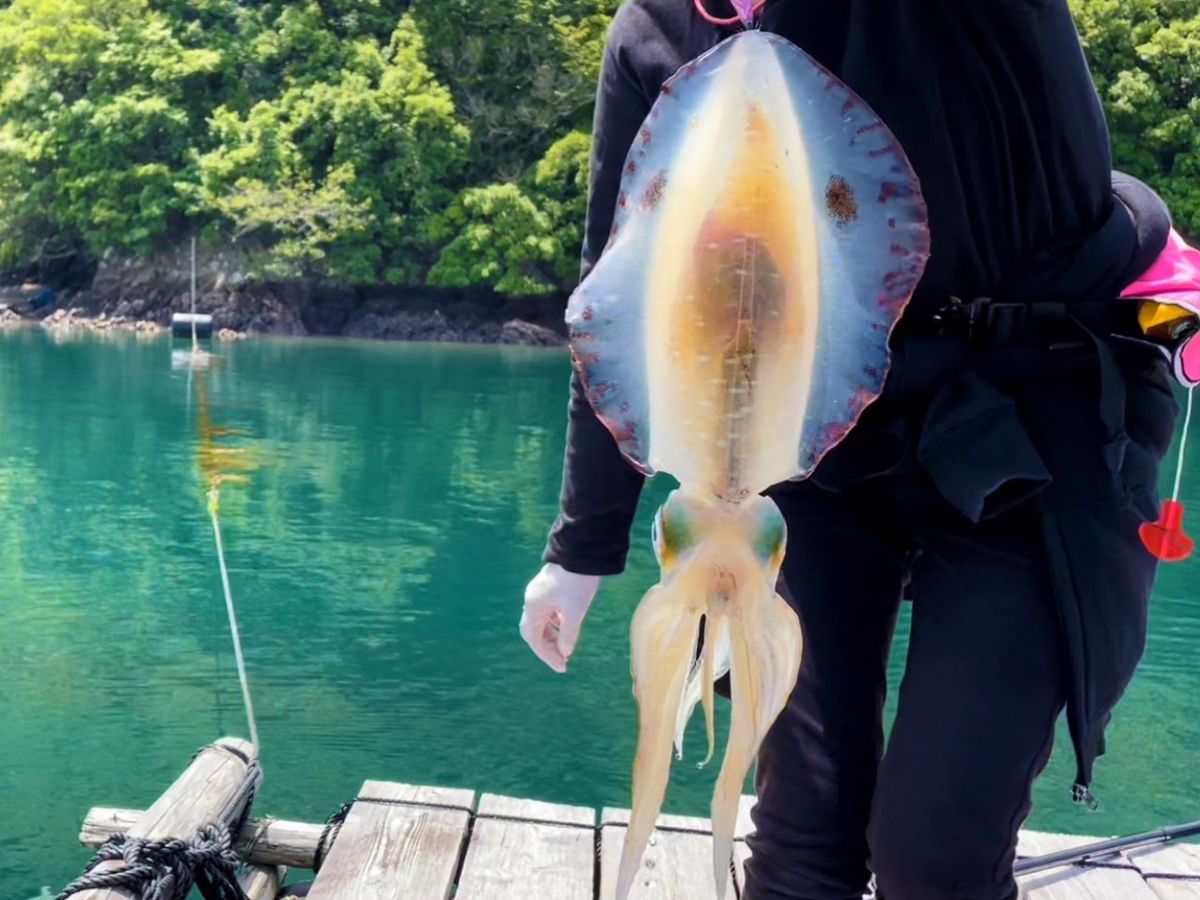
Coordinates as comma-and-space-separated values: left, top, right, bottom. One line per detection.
544, 0, 1121, 576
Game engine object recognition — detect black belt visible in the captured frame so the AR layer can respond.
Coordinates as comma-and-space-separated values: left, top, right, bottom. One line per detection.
896, 296, 1145, 483
910, 296, 1139, 349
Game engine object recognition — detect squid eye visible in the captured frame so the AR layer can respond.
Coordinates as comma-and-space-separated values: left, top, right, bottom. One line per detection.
753, 511, 786, 563
653, 502, 694, 567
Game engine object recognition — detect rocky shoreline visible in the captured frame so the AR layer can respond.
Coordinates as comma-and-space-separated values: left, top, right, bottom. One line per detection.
0, 251, 569, 347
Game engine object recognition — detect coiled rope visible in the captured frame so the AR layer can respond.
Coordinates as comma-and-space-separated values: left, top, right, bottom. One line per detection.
56, 824, 247, 900
57, 752, 259, 900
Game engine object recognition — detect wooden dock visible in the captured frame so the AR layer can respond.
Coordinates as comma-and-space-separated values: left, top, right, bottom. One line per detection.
69, 738, 1200, 900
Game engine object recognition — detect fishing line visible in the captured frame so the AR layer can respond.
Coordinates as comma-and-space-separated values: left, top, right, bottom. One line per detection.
208, 485, 260, 748
1171, 385, 1193, 503
190, 235, 200, 355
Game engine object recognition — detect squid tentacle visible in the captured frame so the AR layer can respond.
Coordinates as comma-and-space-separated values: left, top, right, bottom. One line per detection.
617, 585, 705, 900
710, 586, 802, 899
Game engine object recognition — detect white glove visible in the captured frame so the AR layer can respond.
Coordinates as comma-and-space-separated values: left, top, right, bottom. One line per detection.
520, 563, 601, 673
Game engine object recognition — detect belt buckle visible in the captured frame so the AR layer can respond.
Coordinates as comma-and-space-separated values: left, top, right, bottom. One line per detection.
936, 296, 1014, 344
981, 301, 1029, 347
932, 295, 984, 340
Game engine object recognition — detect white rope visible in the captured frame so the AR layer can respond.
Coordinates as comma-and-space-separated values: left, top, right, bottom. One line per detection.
190, 235, 199, 354
1171, 386, 1194, 503
208, 487, 260, 749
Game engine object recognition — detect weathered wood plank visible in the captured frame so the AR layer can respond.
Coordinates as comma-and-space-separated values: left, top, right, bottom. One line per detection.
478, 794, 595, 828
1018, 831, 1104, 858
455, 794, 594, 900
305, 781, 474, 900
69, 737, 260, 900
356, 781, 474, 807
1017, 831, 1161, 900
600, 807, 713, 833
81, 806, 324, 869
1127, 843, 1200, 900
239, 865, 285, 900
599, 807, 728, 900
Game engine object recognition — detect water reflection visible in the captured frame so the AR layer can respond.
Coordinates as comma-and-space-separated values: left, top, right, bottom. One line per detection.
0, 330, 1196, 898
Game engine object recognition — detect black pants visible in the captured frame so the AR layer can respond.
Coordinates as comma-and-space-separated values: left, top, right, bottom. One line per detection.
734, 328, 1178, 900
741, 473, 1064, 900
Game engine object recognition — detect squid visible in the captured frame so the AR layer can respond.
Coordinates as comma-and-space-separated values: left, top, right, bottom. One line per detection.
565, 28, 930, 900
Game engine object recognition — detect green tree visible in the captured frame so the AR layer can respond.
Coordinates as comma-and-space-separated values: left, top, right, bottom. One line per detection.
0, 0, 224, 260
427, 183, 559, 294
529, 129, 590, 284
1072, 0, 1200, 236
428, 130, 590, 294
198, 14, 469, 283
412, 0, 613, 181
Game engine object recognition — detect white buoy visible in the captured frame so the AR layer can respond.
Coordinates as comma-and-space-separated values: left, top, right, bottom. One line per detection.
172, 237, 214, 341
171, 312, 214, 340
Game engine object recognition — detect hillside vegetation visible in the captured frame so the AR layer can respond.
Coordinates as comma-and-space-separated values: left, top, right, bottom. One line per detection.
0, 0, 1194, 294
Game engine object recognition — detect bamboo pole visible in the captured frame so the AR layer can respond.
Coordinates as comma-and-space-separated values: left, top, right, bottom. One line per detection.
81, 807, 323, 869
239, 865, 286, 900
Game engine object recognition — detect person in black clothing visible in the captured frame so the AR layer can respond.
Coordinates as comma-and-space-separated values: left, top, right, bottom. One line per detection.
518, 2, 1181, 898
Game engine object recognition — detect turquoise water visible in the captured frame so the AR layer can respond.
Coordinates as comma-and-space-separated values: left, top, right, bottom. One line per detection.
0, 329, 1197, 897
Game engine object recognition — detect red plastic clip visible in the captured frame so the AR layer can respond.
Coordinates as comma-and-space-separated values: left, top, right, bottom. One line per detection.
1139, 498, 1195, 562
1140, 386, 1195, 562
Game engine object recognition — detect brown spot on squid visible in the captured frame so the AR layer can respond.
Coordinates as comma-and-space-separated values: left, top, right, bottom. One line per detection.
825, 176, 858, 225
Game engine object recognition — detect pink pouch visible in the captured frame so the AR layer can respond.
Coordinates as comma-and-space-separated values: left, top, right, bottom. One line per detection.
1121, 229, 1200, 387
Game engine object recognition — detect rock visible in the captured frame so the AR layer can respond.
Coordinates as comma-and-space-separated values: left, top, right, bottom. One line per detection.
472, 322, 504, 343
343, 309, 462, 342
40, 309, 71, 329
298, 282, 358, 335
198, 288, 307, 336
16, 241, 571, 345
216, 328, 247, 341
499, 319, 566, 347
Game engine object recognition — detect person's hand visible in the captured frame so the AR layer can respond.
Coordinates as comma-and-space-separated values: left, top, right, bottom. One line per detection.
520, 563, 601, 673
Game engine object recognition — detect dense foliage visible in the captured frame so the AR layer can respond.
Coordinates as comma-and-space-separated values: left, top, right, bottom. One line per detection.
0, 0, 1195, 294
1071, 0, 1200, 237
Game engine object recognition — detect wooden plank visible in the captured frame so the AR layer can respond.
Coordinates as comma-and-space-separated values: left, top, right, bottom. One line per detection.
599, 807, 727, 900
239, 865, 286, 900
357, 781, 475, 808
305, 781, 474, 900
1126, 843, 1200, 900
478, 794, 595, 827
1018, 831, 1103, 858
81, 806, 324, 869
600, 807, 713, 833
1018, 830, 1161, 900
455, 794, 594, 900
69, 737, 260, 900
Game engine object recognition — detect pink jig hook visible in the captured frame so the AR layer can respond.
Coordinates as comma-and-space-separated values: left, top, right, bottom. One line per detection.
693, 0, 767, 28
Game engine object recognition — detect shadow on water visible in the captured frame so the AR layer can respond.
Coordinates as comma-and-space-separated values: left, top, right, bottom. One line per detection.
0, 329, 1197, 896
